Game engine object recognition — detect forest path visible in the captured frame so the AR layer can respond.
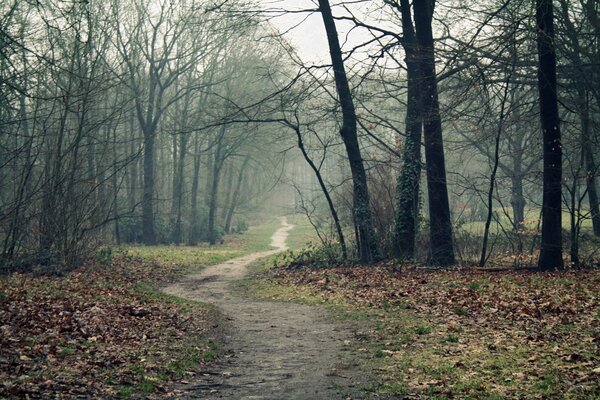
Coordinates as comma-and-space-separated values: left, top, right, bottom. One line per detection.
162, 217, 362, 399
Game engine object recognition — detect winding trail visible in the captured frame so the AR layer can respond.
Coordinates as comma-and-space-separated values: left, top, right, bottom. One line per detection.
162, 217, 361, 399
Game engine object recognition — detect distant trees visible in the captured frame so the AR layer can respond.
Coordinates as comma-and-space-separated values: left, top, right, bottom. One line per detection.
0, 0, 291, 272
1, 0, 598, 271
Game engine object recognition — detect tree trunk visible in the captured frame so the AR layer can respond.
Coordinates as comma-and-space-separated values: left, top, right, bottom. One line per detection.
129, 113, 138, 215
580, 92, 600, 236
413, 0, 455, 266
293, 125, 348, 259
207, 130, 225, 245
510, 173, 526, 228
480, 79, 511, 268
394, 0, 422, 260
142, 131, 156, 245
536, 0, 563, 271
584, 147, 600, 236
221, 163, 235, 227
171, 133, 188, 244
318, 0, 379, 263
224, 156, 250, 234
189, 138, 202, 245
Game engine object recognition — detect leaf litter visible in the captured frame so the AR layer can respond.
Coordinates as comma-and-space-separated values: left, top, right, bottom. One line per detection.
0, 255, 218, 399
266, 261, 599, 398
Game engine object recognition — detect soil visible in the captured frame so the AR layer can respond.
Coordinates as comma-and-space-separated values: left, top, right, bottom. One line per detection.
162, 217, 367, 399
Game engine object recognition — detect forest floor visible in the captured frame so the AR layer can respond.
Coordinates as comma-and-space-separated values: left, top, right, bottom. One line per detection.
245, 260, 600, 399
0, 217, 315, 399
3, 217, 599, 399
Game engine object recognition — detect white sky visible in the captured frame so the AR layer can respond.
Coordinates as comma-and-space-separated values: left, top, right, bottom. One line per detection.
259, 0, 379, 64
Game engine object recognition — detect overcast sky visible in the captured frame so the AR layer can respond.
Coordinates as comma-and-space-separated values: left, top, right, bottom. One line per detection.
259, 0, 378, 64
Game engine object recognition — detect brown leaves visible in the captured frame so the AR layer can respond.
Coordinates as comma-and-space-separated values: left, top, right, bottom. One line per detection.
0, 257, 214, 398
268, 263, 600, 397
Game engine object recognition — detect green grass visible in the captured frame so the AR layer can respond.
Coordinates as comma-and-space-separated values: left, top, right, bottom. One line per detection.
121, 216, 293, 275
459, 208, 594, 235
286, 214, 321, 251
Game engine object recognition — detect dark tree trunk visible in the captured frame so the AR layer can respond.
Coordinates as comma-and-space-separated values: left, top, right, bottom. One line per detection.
394, 0, 422, 260
480, 80, 511, 268
293, 125, 348, 260
142, 131, 156, 245
221, 163, 235, 227
318, 0, 379, 263
413, 0, 455, 266
579, 89, 600, 236
189, 138, 202, 245
584, 147, 600, 236
536, 0, 563, 271
129, 113, 138, 215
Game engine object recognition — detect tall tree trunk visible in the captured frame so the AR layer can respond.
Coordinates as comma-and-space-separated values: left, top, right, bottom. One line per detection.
112, 127, 121, 245
580, 90, 600, 236
480, 79, 511, 268
584, 147, 600, 236
318, 0, 379, 263
129, 112, 138, 216
207, 130, 225, 245
171, 133, 188, 244
394, 0, 422, 260
142, 131, 156, 244
189, 138, 202, 245
221, 163, 235, 226
510, 173, 526, 228
224, 156, 251, 235
536, 0, 563, 271
413, 0, 455, 266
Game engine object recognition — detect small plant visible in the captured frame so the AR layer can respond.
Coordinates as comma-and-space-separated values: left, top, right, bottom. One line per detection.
468, 281, 483, 292
95, 247, 113, 266
415, 325, 432, 335
453, 306, 469, 316
444, 334, 459, 343
137, 380, 155, 393
59, 344, 76, 358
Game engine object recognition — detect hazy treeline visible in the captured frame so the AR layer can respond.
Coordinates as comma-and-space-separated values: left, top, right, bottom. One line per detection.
1, 0, 598, 271
0, 0, 291, 270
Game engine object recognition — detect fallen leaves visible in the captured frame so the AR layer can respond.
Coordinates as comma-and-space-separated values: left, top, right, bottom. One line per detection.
267, 262, 600, 398
0, 256, 218, 398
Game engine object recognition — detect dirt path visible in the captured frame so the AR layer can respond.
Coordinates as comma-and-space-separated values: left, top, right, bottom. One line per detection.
162, 217, 363, 399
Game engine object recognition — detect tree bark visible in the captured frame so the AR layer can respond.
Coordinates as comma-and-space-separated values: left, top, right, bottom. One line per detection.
189, 137, 202, 245
318, 0, 379, 263
171, 133, 188, 244
142, 130, 156, 245
413, 0, 455, 266
394, 0, 422, 260
536, 0, 563, 271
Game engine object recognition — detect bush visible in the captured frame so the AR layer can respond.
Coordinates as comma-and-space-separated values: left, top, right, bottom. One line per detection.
234, 219, 249, 234
276, 242, 346, 269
